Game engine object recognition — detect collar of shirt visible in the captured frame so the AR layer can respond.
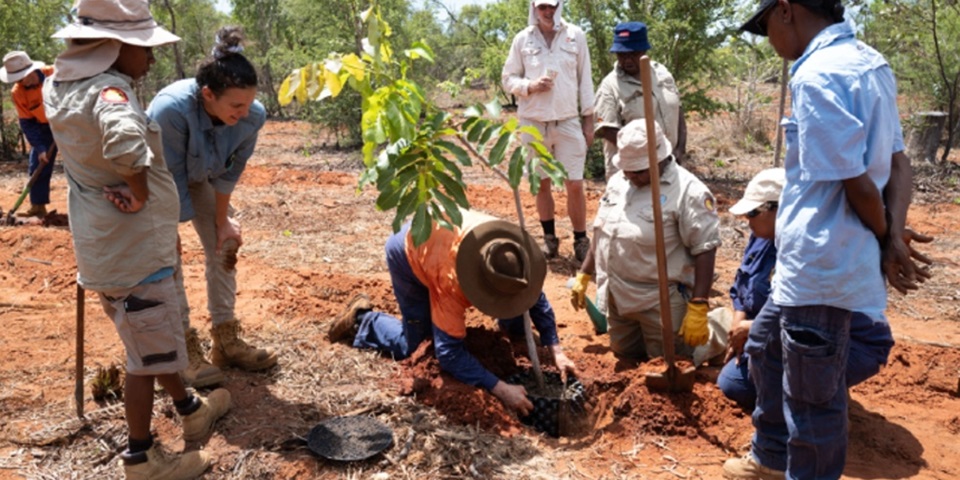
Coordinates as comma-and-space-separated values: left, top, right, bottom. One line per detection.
791, 22, 855, 76
194, 91, 218, 133
615, 64, 643, 85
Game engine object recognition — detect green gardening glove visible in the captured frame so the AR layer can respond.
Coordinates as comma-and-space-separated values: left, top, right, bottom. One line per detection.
679, 301, 709, 346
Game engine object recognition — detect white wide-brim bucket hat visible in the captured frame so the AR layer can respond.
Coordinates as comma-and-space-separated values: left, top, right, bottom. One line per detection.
52, 0, 181, 47
0, 51, 45, 83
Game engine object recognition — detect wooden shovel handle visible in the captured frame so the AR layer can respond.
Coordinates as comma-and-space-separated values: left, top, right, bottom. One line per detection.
639, 56, 678, 368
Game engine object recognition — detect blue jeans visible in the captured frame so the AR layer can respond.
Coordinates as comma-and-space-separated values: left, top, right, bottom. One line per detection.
746, 298, 854, 479
353, 226, 432, 359
28, 146, 57, 205
718, 305, 893, 412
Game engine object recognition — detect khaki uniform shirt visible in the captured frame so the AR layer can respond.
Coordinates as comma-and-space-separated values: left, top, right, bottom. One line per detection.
502, 21, 595, 121
594, 61, 681, 167
44, 70, 179, 291
592, 160, 720, 315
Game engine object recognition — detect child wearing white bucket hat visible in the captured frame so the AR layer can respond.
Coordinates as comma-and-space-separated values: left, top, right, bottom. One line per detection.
43, 1, 229, 478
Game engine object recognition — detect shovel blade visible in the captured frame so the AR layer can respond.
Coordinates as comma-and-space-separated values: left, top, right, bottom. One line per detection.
644, 364, 696, 393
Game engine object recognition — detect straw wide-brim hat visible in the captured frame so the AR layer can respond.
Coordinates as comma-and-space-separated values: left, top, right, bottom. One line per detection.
456, 220, 547, 319
52, 0, 181, 47
0, 51, 45, 83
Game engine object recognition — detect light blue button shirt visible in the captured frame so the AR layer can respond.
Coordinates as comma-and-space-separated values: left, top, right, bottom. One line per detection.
146, 79, 266, 222
773, 22, 904, 314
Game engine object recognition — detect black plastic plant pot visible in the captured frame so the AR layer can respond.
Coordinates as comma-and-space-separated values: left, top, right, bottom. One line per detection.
507, 370, 587, 437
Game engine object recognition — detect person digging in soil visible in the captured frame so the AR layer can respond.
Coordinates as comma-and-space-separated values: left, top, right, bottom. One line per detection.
1, 50, 57, 218
147, 26, 275, 388
329, 209, 578, 416
43, 1, 231, 478
717, 168, 897, 412
571, 120, 727, 365
727, 1, 933, 478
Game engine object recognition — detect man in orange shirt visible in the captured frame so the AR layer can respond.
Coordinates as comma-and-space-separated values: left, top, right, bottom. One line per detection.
329, 210, 578, 416
1, 51, 57, 218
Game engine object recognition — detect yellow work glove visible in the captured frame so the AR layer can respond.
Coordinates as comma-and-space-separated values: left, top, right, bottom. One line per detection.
679, 301, 710, 346
570, 273, 591, 311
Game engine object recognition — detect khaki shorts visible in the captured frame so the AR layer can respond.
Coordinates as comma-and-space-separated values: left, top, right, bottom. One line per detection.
520, 117, 587, 181
98, 276, 187, 376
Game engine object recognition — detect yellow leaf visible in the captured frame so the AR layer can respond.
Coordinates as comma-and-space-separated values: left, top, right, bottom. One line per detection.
296, 67, 308, 104
342, 54, 365, 82
323, 67, 343, 98
278, 70, 298, 106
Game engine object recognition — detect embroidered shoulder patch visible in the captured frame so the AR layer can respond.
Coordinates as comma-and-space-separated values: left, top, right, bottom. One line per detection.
100, 87, 129, 104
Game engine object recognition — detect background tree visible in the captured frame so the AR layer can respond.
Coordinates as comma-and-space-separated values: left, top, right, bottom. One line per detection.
863, 0, 960, 163
0, 0, 69, 161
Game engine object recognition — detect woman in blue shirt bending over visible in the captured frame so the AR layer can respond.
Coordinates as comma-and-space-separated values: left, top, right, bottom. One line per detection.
717, 168, 894, 413
148, 26, 275, 388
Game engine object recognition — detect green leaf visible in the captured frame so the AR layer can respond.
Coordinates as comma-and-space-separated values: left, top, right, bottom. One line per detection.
467, 119, 486, 143
484, 99, 502, 118
508, 147, 525, 187
436, 140, 471, 166
434, 169, 469, 208
488, 133, 512, 167
477, 125, 500, 150
375, 184, 403, 210
410, 204, 432, 246
464, 105, 483, 118
434, 190, 463, 226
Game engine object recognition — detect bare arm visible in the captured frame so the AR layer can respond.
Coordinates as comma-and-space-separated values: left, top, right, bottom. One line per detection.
843, 172, 887, 239
691, 248, 717, 299
881, 151, 934, 294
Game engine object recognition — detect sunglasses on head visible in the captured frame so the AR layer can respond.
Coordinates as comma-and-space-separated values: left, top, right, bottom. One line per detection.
746, 201, 778, 218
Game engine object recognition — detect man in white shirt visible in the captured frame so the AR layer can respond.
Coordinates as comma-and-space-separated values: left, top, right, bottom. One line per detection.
502, 0, 595, 264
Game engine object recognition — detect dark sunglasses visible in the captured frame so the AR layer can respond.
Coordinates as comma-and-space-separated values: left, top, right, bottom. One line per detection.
746, 201, 778, 218
536, 4, 557, 11
757, 5, 776, 36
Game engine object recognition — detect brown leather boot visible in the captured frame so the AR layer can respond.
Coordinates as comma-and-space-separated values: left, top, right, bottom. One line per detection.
121, 443, 210, 480
210, 320, 278, 371
16, 204, 46, 218
328, 293, 372, 342
181, 328, 224, 388
181, 389, 231, 442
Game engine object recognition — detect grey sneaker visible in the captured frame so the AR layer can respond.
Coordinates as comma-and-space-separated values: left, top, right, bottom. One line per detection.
542, 234, 559, 258
573, 236, 590, 263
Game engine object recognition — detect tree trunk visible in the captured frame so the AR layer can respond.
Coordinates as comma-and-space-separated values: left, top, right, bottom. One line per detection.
162, 0, 186, 79
906, 111, 946, 164
0, 91, 8, 161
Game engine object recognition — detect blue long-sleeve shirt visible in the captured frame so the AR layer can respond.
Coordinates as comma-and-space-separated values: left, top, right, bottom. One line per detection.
146, 79, 266, 222
435, 292, 560, 391
729, 235, 776, 320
